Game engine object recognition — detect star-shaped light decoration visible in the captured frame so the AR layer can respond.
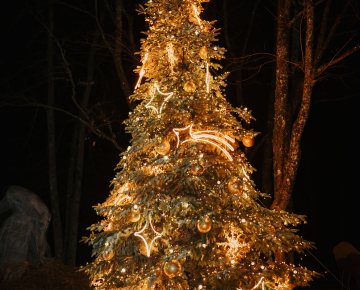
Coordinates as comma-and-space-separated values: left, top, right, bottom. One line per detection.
134, 212, 162, 257
173, 124, 235, 161
145, 83, 173, 117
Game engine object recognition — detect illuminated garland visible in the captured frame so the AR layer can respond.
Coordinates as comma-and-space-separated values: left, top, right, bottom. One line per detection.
135, 53, 149, 89
192, 4, 202, 26
173, 124, 235, 161
166, 43, 177, 74
145, 83, 173, 117
134, 213, 162, 257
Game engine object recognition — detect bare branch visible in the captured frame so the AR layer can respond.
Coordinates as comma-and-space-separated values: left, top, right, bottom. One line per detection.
2, 100, 124, 151
313, 0, 353, 68
314, 0, 332, 60
316, 43, 360, 76
289, 0, 326, 26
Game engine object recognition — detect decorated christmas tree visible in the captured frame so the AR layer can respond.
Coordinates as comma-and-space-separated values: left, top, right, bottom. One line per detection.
82, 0, 318, 289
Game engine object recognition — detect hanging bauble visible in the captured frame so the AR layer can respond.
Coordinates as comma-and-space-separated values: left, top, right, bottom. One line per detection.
164, 260, 182, 278
228, 179, 243, 194
139, 240, 154, 256
242, 136, 255, 147
197, 217, 212, 233
92, 277, 105, 286
190, 163, 204, 176
184, 81, 196, 93
102, 249, 115, 260
128, 208, 141, 222
156, 140, 171, 155
199, 46, 208, 59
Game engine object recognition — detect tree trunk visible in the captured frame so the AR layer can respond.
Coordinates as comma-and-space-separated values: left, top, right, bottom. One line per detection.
271, 0, 314, 211
64, 121, 79, 263
46, 0, 64, 260
272, 0, 291, 203
113, 0, 134, 110
65, 30, 99, 266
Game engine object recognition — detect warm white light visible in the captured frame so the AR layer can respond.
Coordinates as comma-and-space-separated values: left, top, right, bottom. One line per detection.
199, 285, 203, 290
121, 268, 126, 273
231, 260, 235, 264
134, 213, 162, 257
135, 53, 148, 89
145, 83, 173, 117
206, 62, 210, 93
166, 43, 177, 74
173, 124, 235, 161
192, 5, 202, 26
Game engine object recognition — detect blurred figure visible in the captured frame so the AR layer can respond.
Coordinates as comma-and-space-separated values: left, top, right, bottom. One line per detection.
333, 242, 360, 290
0, 186, 52, 281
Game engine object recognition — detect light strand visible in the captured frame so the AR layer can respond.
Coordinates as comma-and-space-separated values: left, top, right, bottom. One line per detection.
206, 62, 210, 93
192, 4, 202, 26
173, 124, 235, 161
135, 53, 149, 89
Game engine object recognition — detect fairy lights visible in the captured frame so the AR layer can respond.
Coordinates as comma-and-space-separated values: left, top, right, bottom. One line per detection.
166, 43, 177, 74
145, 83, 173, 117
135, 53, 149, 89
134, 213, 162, 257
192, 4, 202, 26
173, 124, 235, 161
217, 224, 250, 260
206, 62, 210, 93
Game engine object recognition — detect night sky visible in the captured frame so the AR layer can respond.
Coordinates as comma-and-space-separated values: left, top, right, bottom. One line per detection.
1, 0, 360, 288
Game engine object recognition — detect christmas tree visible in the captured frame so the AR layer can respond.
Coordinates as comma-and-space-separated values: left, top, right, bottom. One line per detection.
82, 0, 318, 289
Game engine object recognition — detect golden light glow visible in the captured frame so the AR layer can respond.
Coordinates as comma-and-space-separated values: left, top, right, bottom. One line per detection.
106, 183, 132, 206
192, 5, 202, 26
135, 53, 149, 89
217, 224, 251, 260
166, 43, 177, 74
173, 124, 235, 161
252, 277, 264, 290
145, 83, 173, 117
134, 213, 162, 257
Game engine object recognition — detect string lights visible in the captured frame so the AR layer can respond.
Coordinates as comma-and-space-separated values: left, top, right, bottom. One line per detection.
173, 124, 235, 161
135, 53, 149, 89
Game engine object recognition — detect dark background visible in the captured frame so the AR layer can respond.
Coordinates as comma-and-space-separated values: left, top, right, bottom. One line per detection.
1, 0, 359, 288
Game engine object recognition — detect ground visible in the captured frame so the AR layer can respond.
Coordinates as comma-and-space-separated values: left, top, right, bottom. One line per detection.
0, 259, 93, 290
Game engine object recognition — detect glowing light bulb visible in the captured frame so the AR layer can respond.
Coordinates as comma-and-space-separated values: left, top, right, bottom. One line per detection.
121, 268, 126, 273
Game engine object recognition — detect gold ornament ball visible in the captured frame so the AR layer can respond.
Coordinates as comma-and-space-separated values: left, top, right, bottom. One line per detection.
228, 179, 243, 194
102, 249, 115, 260
190, 163, 204, 176
199, 46, 208, 59
184, 81, 196, 93
197, 217, 212, 233
128, 210, 141, 222
242, 136, 255, 147
164, 260, 182, 278
156, 140, 171, 155
139, 241, 153, 256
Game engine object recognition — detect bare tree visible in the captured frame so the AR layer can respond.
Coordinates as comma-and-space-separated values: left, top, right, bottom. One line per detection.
46, 0, 64, 261
271, 0, 359, 213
